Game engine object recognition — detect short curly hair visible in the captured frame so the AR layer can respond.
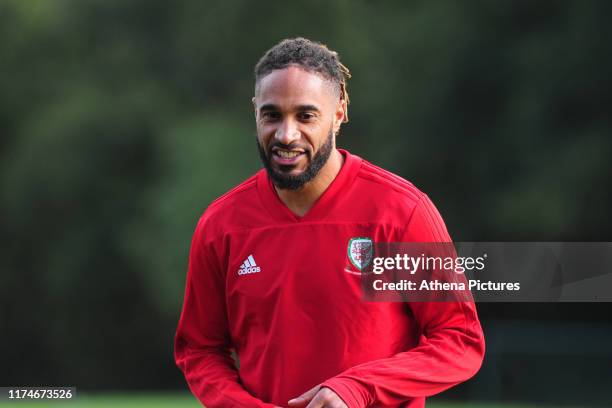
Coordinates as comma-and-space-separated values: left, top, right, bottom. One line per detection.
254, 37, 351, 121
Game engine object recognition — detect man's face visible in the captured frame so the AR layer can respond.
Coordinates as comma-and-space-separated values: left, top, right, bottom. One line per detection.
253, 66, 345, 190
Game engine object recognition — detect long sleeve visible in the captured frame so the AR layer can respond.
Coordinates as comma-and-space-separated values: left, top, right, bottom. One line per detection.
174, 217, 276, 408
321, 194, 485, 407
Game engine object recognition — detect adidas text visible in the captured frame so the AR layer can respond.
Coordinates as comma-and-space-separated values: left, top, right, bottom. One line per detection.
238, 266, 261, 275
238, 255, 261, 275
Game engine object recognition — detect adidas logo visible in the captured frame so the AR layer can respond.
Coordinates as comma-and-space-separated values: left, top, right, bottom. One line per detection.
238, 255, 261, 275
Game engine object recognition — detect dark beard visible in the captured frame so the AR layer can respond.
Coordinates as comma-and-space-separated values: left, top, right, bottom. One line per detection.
257, 129, 334, 190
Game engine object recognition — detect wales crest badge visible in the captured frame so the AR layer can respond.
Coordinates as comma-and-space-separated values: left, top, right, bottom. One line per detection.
347, 237, 373, 271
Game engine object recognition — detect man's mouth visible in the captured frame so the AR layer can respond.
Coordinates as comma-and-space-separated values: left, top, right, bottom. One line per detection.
271, 147, 306, 166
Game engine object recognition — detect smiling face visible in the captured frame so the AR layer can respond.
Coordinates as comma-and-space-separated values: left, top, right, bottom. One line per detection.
253, 65, 346, 190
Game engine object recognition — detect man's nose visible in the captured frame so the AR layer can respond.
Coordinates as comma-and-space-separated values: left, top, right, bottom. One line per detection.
274, 119, 300, 145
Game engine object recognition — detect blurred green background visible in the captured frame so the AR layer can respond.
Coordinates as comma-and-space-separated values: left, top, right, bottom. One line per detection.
1, 0, 611, 406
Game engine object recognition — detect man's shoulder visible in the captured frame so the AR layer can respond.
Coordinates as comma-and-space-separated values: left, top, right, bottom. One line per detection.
196, 170, 263, 236
354, 157, 424, 207
349, 155, 448, 238
207, 171, 260, 212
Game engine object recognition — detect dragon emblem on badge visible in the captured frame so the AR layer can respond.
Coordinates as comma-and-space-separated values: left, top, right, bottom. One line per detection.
347, 237, 373, 271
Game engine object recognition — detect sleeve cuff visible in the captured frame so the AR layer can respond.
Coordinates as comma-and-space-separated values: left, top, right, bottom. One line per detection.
321, 377, 372, 408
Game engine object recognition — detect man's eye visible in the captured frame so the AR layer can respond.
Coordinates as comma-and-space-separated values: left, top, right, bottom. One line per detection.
299, 112, 315, 121
262, 112, 280, 120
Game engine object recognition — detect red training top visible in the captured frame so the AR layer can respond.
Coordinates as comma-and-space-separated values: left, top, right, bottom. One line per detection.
175, 149, 485, 408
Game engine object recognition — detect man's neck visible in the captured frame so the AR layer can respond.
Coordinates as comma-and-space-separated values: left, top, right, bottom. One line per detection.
275, 149, 344, 217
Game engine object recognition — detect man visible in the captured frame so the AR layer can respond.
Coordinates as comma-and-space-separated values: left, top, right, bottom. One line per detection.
175, 37, 485, 408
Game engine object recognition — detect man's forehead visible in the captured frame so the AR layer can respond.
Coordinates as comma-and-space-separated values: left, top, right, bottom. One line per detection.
255, 66, 337, 101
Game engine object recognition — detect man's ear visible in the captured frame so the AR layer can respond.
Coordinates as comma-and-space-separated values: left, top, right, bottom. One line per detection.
333, 97, 348, 134
252, 96, 257, 119
340, 98, 348, 123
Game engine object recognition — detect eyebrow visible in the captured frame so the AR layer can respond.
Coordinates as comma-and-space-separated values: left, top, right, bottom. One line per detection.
259, 104, 321, 113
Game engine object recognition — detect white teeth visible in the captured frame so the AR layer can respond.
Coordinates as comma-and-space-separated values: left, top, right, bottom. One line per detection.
277, 150, 300, 159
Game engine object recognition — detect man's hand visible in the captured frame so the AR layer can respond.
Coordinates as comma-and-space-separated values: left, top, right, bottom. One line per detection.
287, 385, 348, 408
